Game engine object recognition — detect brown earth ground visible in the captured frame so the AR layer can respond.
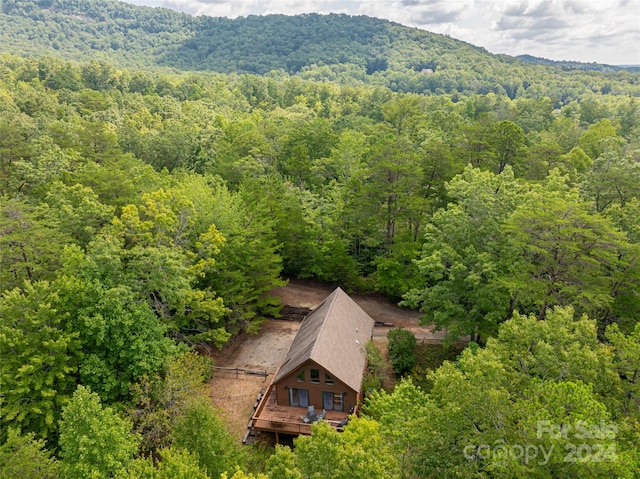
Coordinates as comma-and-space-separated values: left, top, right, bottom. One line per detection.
208, 278, 447, 441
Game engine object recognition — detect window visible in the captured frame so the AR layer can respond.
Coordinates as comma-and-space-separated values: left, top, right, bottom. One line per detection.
324, 372, 334, 386
323, 391, 344, 411
310, 368, 320, 384
296, 370, 305, 382
289, 388, 309, 407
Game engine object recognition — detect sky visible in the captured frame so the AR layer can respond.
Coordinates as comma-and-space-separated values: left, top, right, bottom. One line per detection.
124, 0, 640, 65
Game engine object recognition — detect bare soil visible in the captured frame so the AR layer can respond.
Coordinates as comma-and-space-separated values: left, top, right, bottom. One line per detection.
208, 278, 446, 441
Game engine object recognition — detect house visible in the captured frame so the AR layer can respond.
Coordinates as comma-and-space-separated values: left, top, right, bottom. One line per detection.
251, 287, 374, 439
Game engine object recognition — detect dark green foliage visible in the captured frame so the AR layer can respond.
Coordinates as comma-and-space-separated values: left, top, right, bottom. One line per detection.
1, 2, 639, 100
411, 343, 464, 391
387, 328, 416, 376
0, 18, 638, 475
0, 198, 71, 290
363, 340, 387, 392
129, 352, 213, 456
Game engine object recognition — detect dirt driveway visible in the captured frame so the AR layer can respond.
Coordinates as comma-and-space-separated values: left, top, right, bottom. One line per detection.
208, 279, 446, 440
271, 278, 448, 341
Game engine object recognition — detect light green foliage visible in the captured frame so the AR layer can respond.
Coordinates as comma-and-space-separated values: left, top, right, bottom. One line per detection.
425, 307, 638, 478
408, 165, 639, 340
487, 307, 619, 403
12, 136, 85, 197
71, 155, 166, 209
562, 145, 592, 173
178, 174, 285, 332
56, 246, 181, 402
362, 308, 640, 478
0, 428, 58, 479
278, 117, 338, 189
0, 110, 36, 196
578, 118, 620, 160
364, 380, 452, 478
108, 188, 230, 345
262, 446, 302, 479
607, 198, 640, 244
266, 419, 398, 479
126, 447, 210, 479
580, 149, 640, 212
0, 282, 81, 441
221, 468, 269, 479
39, 181, 114, 247
173, 396, 239, 478
58, 386, 139, 479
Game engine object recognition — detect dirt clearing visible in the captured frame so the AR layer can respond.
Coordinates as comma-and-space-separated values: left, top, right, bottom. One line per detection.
208, 278, 446, 440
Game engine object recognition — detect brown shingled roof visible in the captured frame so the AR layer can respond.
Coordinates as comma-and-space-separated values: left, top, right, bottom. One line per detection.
273, 287, 374, 392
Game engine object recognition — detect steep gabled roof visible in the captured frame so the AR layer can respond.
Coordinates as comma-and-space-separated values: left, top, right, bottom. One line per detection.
273, 287, 374, 391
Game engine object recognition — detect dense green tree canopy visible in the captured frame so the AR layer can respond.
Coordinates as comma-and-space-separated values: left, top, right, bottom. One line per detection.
0, 7, 638, 472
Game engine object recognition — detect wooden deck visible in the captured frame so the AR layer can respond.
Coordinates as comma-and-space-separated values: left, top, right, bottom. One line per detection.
252, 384, 352, 436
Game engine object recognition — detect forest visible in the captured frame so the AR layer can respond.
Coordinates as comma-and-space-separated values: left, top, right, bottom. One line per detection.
1, 1, 640, 478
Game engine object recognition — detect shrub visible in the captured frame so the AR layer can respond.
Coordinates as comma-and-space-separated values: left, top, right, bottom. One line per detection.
387, 328, 416, 376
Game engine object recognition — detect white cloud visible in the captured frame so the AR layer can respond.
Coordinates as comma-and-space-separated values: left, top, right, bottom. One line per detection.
124, 0, 640, 65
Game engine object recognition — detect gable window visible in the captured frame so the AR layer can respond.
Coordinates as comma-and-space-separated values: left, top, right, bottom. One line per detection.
296, 370, 305, 382
324, 372, 334, 386
310, 368, 320, 384
323, 391, 344, 411
289, 388, 309, 407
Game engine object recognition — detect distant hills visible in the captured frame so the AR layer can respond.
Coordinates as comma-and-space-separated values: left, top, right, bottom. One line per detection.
1, 0, 638, 99
0, 0, 497, 73
516, 54, 640, 73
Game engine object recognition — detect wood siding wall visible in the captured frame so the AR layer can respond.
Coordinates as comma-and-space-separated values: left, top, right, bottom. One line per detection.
274, 360, 357, 413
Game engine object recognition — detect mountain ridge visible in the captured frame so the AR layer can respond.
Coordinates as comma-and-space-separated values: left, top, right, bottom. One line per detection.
1, 0, 638, 100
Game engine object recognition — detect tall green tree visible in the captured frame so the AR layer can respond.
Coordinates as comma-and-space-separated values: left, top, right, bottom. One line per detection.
173, 396, 238, 478
108, 188, 230, 345
503, 178, 639, 325
55, 253, 180, 402
0, 282, 81, 441
0, 429, 59, 479
129, 352, 212, 456
58, 386, 139, 479
177, 174, 284, 333
488, 119, 525, 173
0, 198, 71, 290
403, 166, 522, 342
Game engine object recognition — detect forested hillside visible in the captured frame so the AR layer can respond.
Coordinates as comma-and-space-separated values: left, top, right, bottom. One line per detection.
1, 1, 639, 477
1, 0, 639, 100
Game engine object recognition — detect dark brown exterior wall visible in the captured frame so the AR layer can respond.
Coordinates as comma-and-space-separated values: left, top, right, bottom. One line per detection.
274, 359, 358, 413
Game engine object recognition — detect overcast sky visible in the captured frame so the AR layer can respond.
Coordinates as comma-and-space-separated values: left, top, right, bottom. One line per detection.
124, 0, 640, 65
